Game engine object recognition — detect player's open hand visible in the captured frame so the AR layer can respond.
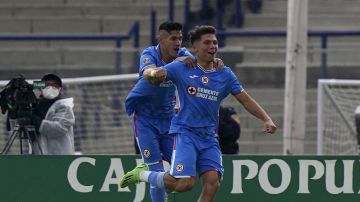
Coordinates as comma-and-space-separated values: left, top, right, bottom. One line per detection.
214, 58, 224, 69
175, 56, 196, 68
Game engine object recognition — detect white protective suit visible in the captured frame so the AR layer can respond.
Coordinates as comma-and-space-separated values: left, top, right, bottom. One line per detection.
32, 97, 75, 154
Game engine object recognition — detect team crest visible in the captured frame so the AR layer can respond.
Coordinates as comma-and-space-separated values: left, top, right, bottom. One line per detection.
143, 58, 150, 64
176, 164, 184, 173
187, 86, 197, 96
143, 149, 151, 158
201, 76, 209, 84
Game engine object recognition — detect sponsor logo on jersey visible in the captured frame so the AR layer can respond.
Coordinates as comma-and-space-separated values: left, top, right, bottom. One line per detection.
143, 149, 151, 158
187, 86, 219, 101
176, 164, 184, 173
187, 86, 197, 96
189, 75, 198, 79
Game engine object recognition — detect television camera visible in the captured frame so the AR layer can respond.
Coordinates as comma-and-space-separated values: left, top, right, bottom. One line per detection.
0, 75, 45, 154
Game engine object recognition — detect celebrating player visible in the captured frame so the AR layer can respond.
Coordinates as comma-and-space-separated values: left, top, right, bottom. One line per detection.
121, 25, 277, 201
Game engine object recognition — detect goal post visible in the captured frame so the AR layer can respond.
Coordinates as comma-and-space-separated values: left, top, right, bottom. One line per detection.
317, 79, 360, 155
0, 74, 139, 154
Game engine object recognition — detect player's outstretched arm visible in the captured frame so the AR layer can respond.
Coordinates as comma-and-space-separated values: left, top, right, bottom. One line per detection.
143, 67, 167, 84
233, 91, 277, 134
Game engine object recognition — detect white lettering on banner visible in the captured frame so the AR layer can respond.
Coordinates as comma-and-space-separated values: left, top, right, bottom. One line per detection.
231, 160, 258, 193
67, 157, 360, 196
67, 157, 131, 193
232, 159, 359, 195
324, 160, 354, 194
258, 159, 291, 194
100, 158, 130, 192
298, 160, 324, 194
67, 157, 96, 193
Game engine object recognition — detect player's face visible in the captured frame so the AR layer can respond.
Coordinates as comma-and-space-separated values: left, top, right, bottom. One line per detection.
194, 34, 218, 62
160, 30, 183, 59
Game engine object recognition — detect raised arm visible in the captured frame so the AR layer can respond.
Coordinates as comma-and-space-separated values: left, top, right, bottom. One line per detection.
233, 91, 277, 134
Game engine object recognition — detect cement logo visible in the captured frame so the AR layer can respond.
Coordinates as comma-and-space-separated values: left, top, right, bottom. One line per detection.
201, 76, 209, 84
176, 164, 184, 173
187, 86, 197, 96
143, 149, 151, 158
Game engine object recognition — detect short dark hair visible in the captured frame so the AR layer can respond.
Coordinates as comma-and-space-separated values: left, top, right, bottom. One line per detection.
189, 25, 216, 45
158, 22, 183, 33
41, 73, 62, 87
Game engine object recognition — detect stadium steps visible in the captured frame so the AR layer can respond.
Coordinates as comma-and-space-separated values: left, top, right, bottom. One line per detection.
0, 16, 168, 34
261, 0, 360, 15
239, 48, 360, 66
0, 47, 138, 78
0, 0, 194, 73
238, 127, 318, 154
224, 0, 360, 79
222, 88, 318, 154
243, 13, 360, 30
232, 61, 360, 88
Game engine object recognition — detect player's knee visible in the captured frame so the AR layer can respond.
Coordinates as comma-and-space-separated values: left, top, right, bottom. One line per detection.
204, 180, 220, 193
173, 178, 195, 192
201, 171, 221, 193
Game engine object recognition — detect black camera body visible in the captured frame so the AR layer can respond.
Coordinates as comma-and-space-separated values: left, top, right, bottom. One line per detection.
0, 75, 42, 125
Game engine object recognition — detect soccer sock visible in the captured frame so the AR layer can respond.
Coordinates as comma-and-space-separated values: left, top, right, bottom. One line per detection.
148, 171, 166, 190
148, 163, 166, 202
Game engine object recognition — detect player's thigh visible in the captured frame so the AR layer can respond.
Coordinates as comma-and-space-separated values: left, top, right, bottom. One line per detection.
133, 115, 162, 163
159, 133, 174, 163
158, 117, 173, 163
169, 133, 197, 178
197, 139, 224, 177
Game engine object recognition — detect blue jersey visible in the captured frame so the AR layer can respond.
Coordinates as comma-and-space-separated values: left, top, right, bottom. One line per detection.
163, 61, 244, 135
125, 45, 193, 118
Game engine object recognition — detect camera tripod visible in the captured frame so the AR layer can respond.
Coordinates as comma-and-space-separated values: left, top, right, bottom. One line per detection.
1, 124, 43, 155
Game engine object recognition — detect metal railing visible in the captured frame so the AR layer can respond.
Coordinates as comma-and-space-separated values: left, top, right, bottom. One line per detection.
0, 21, 140, 74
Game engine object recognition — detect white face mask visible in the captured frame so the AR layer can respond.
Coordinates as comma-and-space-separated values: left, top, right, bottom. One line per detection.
42, 86, 60, 99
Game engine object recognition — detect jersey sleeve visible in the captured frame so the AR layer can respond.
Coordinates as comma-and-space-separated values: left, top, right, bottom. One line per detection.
162, 61, 185, 84
125, 79, 155, 115
178, 47, 193, 57
228, 69, 244, 95
139, 53, 156, 74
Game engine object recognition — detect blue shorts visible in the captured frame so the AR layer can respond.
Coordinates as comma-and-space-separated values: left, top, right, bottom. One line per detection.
132, 113, 174, 164
169, 130, 224, 178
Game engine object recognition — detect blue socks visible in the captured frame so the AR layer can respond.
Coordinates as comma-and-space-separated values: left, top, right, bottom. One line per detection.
148, 163, 166, 202
148, 171, 166, 190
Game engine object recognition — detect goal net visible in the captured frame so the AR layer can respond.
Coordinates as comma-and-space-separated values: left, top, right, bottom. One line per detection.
0, 74, 138, 154
317, 79, 360, 155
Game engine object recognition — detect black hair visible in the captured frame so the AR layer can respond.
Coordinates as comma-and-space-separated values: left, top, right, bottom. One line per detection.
158, 21, 183, 33
189, 25, 217, 45
41, 73, 62, 87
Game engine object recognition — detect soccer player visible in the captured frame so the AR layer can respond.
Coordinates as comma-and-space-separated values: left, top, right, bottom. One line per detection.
121, 25, 277, 201
125, 22, 223, 202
